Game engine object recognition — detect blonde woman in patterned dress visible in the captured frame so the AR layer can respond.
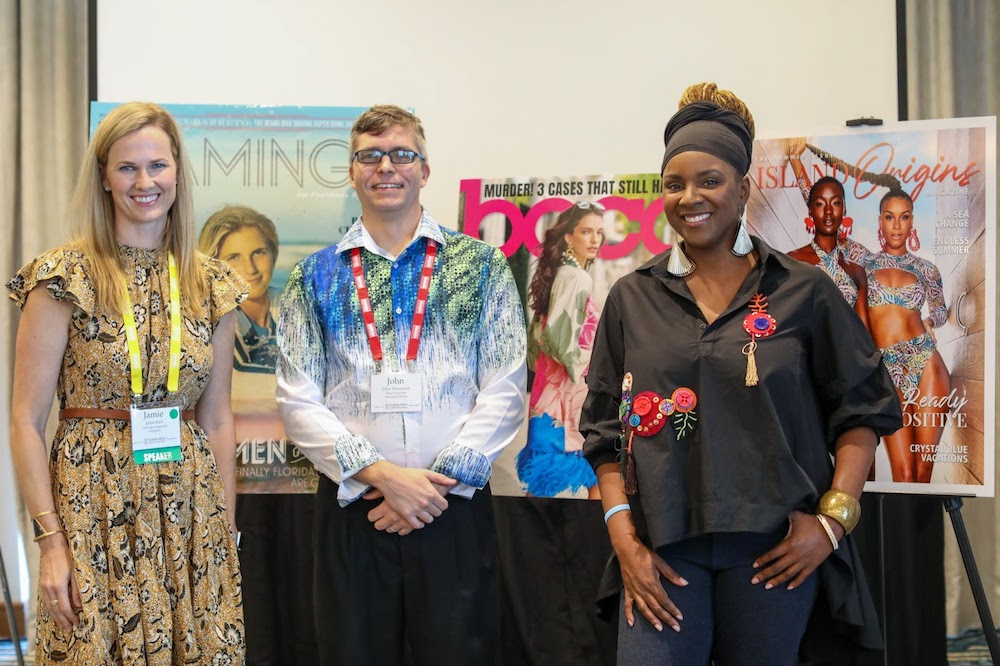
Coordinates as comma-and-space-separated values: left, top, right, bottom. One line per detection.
7, 102, 248, 664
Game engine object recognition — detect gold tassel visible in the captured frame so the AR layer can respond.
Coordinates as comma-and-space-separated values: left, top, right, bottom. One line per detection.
743, 339, 759, 387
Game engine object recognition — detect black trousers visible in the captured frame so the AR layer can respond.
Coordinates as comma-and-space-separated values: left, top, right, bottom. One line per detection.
314, 476, 498, 666
237, 493, 320, 666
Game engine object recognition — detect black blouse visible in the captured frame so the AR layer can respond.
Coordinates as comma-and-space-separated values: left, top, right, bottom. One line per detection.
581, 236, 902, 651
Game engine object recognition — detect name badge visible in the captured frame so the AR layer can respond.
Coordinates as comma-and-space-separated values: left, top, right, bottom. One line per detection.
371, 372, 423, 413
130, 402, 183, 464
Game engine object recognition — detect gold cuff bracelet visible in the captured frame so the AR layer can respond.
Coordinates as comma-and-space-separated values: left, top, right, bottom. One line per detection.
818, 489, 861, 535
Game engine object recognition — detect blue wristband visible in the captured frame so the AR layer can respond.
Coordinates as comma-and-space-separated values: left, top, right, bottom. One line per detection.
603, 503, 632, 524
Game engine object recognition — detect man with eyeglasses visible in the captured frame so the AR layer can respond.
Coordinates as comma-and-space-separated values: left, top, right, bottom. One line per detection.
276, 104, 526, 665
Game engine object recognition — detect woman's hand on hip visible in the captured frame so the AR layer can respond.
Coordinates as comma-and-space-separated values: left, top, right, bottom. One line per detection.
751, 510, 836, 591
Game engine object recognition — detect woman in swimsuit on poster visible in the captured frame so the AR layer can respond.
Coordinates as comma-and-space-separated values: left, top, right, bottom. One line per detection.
786, 142, 870, 328
866, 190, 950, 483
786, 140, 950, 482
786, 137, 900, 266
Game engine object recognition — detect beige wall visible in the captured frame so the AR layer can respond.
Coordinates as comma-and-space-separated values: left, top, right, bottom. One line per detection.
96, 0, 900, 229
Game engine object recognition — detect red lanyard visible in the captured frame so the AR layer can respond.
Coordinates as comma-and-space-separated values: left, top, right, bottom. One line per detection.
350, 239, 437, 364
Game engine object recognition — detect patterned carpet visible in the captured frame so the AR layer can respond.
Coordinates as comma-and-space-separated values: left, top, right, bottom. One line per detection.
0, 633, 995, 665
947, 628, 995, 666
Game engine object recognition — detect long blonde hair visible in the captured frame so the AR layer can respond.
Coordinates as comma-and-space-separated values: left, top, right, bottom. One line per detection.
71, 101, 206, 315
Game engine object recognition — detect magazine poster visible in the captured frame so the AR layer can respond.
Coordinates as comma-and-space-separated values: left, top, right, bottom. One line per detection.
460, 116, 995, 499
750, 117, 995, 497
91, 103, 368, 493
458, 174, 671, 498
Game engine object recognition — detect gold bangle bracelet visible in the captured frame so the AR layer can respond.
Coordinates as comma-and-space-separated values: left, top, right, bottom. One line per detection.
818, 489, 861, 535
31, 510, 62, 540
33, 528, 64, 543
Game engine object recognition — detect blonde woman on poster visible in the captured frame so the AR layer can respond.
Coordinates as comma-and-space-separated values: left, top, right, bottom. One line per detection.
517, 202, 605, 498
865, 189, 950, 483
199, 205, 283, 421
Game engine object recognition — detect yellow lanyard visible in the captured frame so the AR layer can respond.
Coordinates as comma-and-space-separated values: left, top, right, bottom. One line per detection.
122, 252, 182, 397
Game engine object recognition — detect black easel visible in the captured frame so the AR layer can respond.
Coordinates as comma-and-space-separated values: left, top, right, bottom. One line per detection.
943, 496, 1000, 662
0, 542, 25, 666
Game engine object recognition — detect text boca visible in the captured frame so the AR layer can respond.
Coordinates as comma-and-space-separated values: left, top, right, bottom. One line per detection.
461, 178, 669, 259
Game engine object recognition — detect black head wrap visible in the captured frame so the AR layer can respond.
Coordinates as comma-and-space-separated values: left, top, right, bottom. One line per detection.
660, 101, 753, 176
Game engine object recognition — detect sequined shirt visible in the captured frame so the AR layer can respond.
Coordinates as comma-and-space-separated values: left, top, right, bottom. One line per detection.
276, 212, 527, 505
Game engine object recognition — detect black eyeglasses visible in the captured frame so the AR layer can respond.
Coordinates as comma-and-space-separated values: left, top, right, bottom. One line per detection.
353, 148, 425, 165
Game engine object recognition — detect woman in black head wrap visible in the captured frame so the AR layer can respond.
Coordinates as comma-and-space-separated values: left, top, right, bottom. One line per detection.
581, 83, 902, 665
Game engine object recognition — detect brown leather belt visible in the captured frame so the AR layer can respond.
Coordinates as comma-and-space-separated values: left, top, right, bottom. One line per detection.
59, 408, 196, 421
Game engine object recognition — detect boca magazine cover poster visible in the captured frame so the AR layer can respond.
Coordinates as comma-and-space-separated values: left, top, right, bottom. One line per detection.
459, 173, 673, 499
461, 116, 995, 499
91, 103, 367, 493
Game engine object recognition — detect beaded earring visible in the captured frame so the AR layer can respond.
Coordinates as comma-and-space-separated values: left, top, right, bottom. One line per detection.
908, 229, 920, 252
562, 245, 580, 268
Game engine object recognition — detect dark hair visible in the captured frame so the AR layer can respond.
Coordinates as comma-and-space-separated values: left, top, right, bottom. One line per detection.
879, 188, 913, 213
528, 203, 604, 316
808, 176, 846, 204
